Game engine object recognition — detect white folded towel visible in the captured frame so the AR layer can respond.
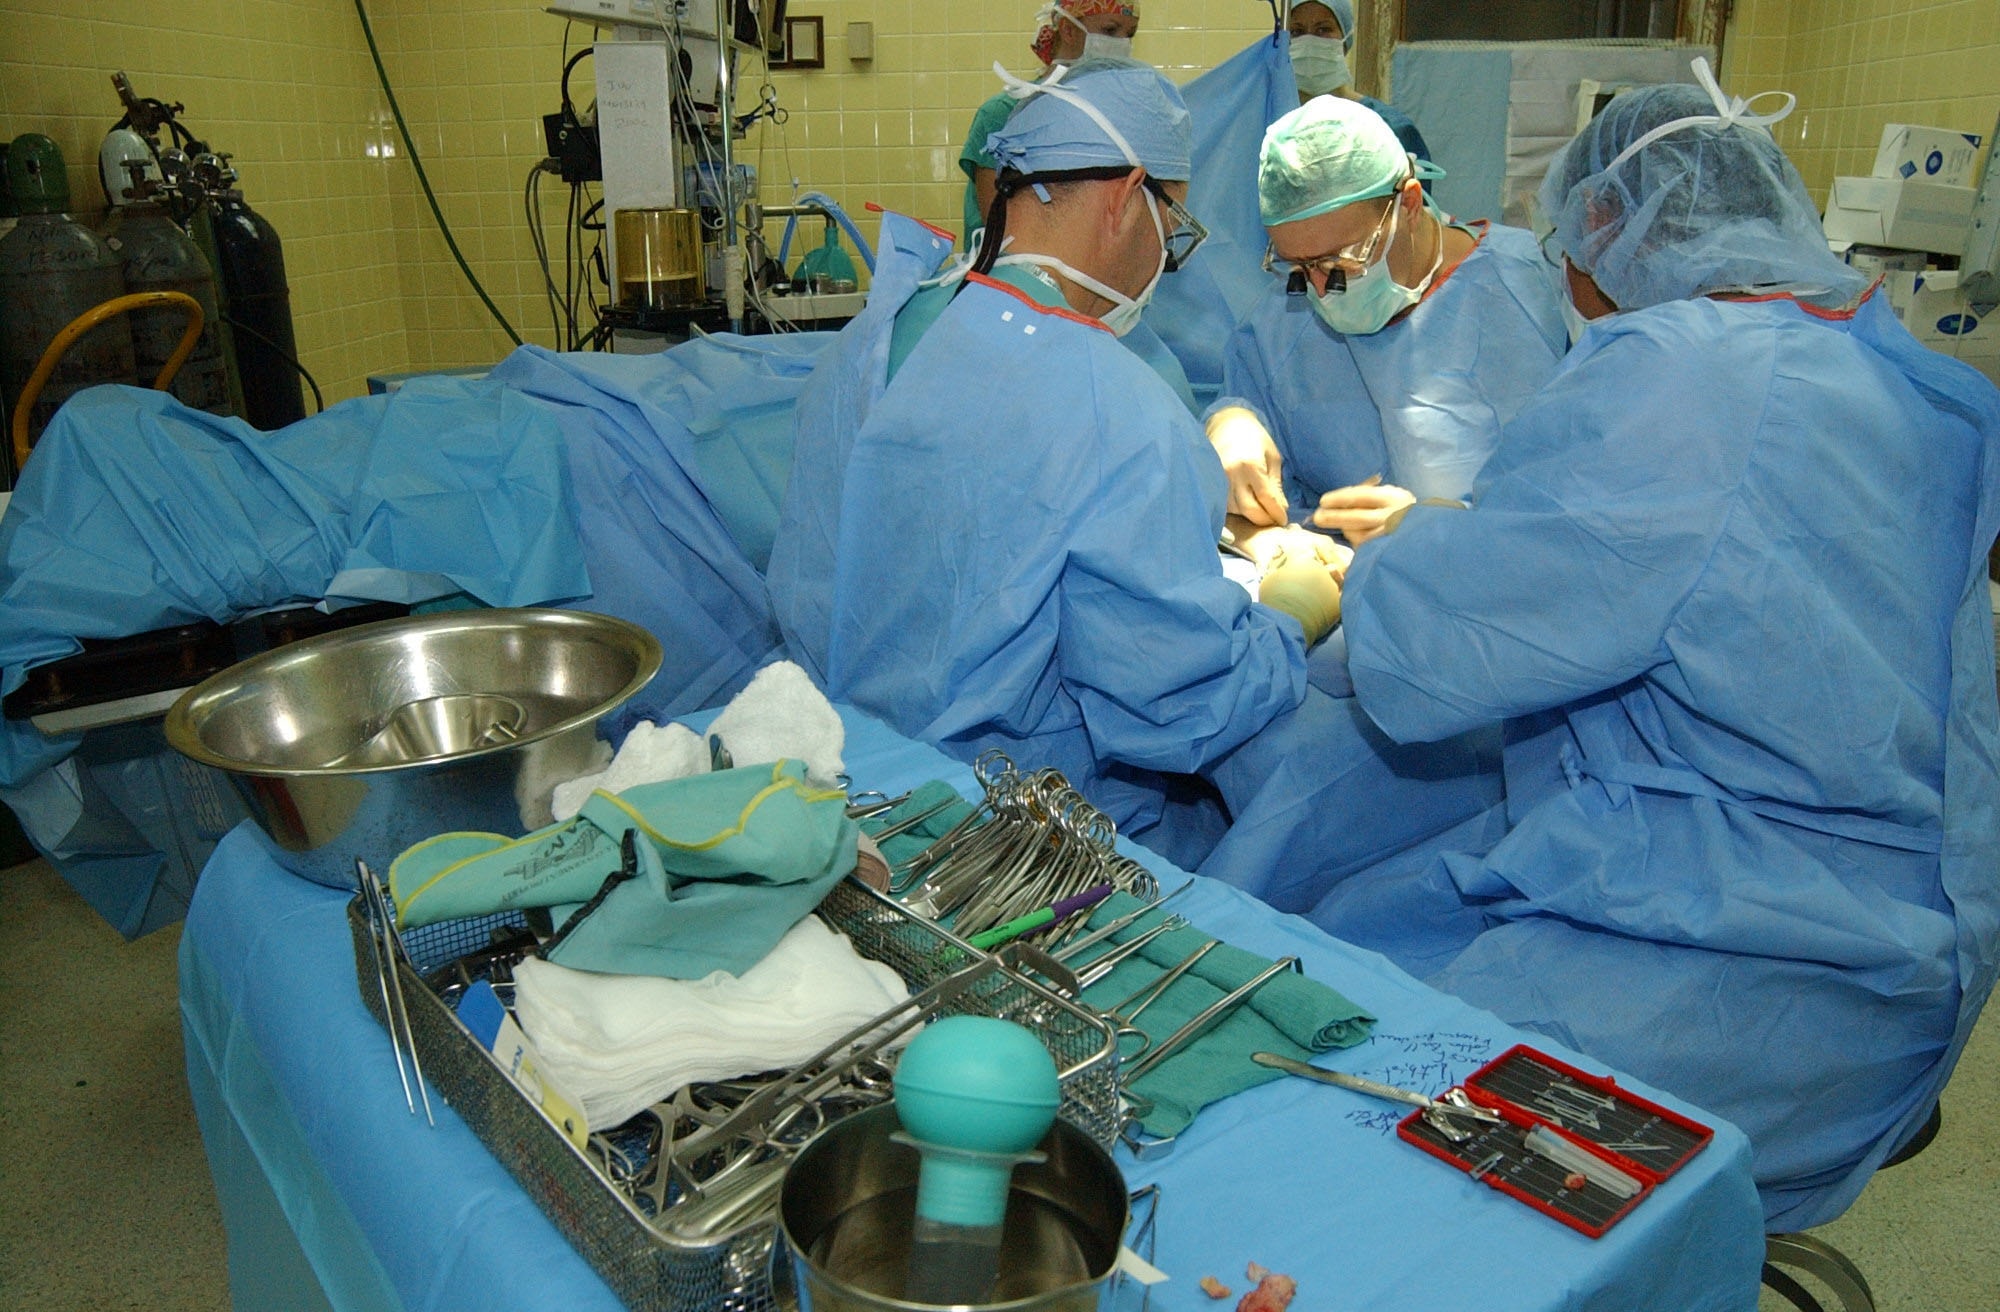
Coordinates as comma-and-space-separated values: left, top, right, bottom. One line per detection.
548, 661, 844, 821
512, 914, 911, 1129
549, 720, 707, 821
707, 660, 845, 786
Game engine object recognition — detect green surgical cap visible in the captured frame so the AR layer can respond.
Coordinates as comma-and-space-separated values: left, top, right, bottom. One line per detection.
1258, 95, 1441, 226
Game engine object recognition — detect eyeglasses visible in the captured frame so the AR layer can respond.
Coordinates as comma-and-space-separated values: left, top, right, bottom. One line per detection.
1144, 179, 1208, 273
1262, 196, 1398, 295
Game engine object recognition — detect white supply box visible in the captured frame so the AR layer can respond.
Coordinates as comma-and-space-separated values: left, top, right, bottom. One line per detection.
1823, 176, 1976, 256
1884, 269, 2000, 388
1873, 124, 1985, 188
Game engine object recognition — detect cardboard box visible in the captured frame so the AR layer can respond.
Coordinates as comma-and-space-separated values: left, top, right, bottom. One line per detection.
1823, 176, 1976, 256
1873, 123, 1985, 188
1885, 269, 2000, 388
1834, 243, 1931, 279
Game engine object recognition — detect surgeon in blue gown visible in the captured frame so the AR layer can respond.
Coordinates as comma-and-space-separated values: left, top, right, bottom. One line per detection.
1186, 94, 1556, 895
1209, 94, 1566, 545
1321, 68, 2000, 1230
771, 60, 1493, 875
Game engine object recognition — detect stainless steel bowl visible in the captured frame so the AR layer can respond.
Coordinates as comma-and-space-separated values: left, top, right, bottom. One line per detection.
164, 608, 662, 888
780, 1104, 1128, 1312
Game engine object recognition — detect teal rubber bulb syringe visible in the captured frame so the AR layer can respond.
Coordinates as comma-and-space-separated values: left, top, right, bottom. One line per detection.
893, 1016, 1061, 1306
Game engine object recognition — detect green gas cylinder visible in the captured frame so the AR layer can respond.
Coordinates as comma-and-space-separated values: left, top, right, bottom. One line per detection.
101, 158, 231, 416
0, 134, 137, 481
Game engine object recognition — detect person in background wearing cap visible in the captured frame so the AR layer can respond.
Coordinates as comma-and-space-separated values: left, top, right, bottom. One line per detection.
958, 1, 1140, 249
770, 61, 1479, 876
1207, 95, 1565, 563
1317, 64, 2000, 1229
1284, 0, 1429, 164
956, 8, 1205, 415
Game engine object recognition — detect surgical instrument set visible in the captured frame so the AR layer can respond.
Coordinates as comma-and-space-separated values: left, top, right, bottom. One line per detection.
345, 875, 1122, 1312
886, 751, 1157, 948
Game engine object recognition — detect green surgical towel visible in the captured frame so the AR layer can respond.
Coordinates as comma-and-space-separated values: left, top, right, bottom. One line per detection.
858, 779, 979, 871
387, 761, 857, 978
1075, 892, 1375, 1137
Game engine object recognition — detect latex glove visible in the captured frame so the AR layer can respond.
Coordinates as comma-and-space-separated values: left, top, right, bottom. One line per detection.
1257, 550, 1343, 646
1313, 475, 1417, 545
1207, 406, 1288, 527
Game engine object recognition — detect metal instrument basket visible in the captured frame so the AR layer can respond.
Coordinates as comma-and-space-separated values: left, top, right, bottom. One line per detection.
346, 877, 1120, 1312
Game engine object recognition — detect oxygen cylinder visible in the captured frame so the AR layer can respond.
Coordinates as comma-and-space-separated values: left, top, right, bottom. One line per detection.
0, 135, 137, 482
101, 158, 231, 416
207, 187, 303, 429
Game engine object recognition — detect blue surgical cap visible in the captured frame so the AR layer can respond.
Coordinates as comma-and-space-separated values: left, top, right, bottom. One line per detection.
1540, 68, 1866, 311
1325, 0, 1357, 53
984, 57, 1193, 182
1258, 95, 1442, 226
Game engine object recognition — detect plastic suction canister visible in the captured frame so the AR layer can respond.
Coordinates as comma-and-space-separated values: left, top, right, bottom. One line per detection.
893, 1016, 1061, 1306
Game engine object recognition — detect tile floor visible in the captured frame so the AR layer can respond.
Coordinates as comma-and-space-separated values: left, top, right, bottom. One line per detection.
3, 856, 1996, 1311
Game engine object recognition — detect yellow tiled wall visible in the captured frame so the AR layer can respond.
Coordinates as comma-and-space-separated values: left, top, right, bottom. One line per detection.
1722, 0, 2000, 204
360, 0, 584, 372
746, 0, 1272, 242
377, 0, 1277, 371
0, 0, 412, 402
6, 0, 1996, 403
3, 1, 1277, 392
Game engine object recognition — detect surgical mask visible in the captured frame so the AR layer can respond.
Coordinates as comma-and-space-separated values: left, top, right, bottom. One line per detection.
1289, 35, 1350, 97
1559, 289, 1592, 348
1307, 203, 1441, 336
1048, 7, 1134, 63
1557, 255, 1618, 346
996, 186, 1166, 336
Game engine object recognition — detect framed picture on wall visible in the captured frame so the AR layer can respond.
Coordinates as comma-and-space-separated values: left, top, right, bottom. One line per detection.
773, 15, 824, 69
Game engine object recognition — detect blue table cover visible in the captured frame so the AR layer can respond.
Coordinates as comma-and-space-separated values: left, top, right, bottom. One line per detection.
179, 706, 1764, 1312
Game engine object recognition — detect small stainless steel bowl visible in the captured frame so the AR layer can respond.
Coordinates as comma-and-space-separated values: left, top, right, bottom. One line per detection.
164, 607, 662, 888
780, 1103, 1127, 1312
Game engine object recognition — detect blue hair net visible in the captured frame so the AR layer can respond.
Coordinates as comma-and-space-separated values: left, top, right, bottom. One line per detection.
1540, 61, 1866, 311
1258, 94, 1441, 226
985, 56, 1193, 182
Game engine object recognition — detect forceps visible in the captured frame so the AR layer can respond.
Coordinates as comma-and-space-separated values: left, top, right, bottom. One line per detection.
356, 857, 434, 1126
1101, 940, 1219, 1055
1069, 916, 1189, 990
1050, 882, 1194, 964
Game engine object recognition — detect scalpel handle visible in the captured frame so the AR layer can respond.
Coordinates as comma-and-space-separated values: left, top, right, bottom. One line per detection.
1251, 1051, 1435, 1110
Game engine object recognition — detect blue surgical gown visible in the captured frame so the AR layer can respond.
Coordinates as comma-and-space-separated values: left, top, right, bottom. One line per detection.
1327, 291, 2000, 1231
768, 213, 1315, 864
769, 213, 1512, 876
1218, 221, 1567, 505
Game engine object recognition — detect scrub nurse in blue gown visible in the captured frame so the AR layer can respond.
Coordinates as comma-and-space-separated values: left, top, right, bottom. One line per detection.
1283, 0, 1430, 163
1324, 63, 2000, 1230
